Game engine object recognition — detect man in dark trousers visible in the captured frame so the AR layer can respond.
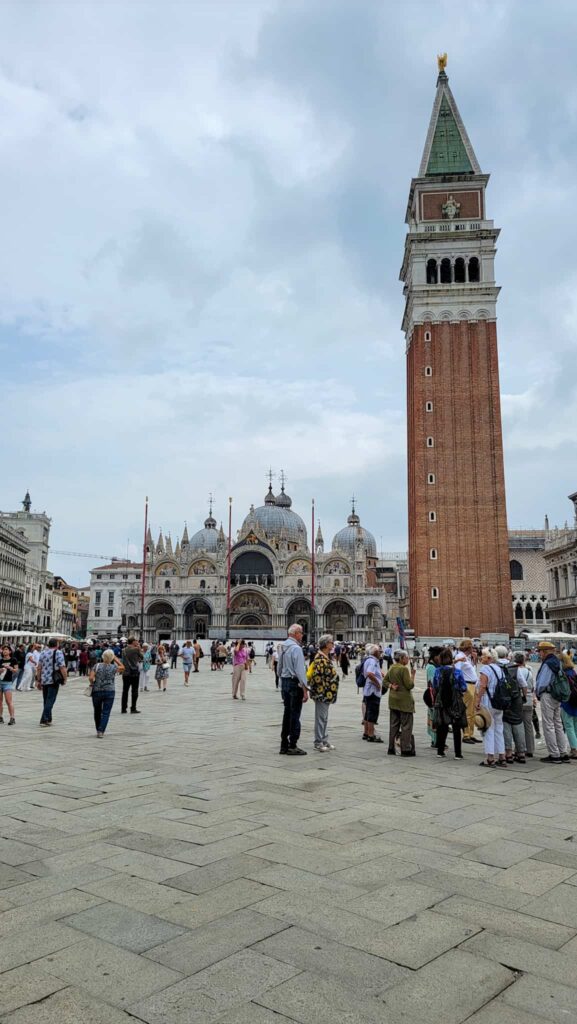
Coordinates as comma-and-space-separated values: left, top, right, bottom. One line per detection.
121, 637, 143, 714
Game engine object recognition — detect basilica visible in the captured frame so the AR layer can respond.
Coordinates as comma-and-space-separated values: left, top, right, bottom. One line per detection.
122, 484, 389, 645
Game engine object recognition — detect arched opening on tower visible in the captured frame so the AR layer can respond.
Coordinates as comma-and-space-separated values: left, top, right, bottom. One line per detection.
440, 258, 452, 284
426, 259, 438, 284
454, 257, 466, 283
468, 256, 480, 282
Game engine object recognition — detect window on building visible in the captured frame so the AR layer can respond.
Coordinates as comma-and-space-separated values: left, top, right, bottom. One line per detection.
430, 548, 437, 560
431, 587, 439, 599
109, 574, 115, 580
96, 574, 102, 580
426, 259, 438, 284
429, 511, 437, 522
426, 401, 433, 412
95, 591, 101, 605
426, 436, 434, 448
108, 591, 114, 604
510, 560, 523, 581
122, 574, 128, 579
535, 603, 544, 621
440, 258, 452, 283
428, 473, 436, 484
107, 609, 114, 617
94, 609, 101, 617
515, 602, 523, 621
468, 256, 480, 282
424, 330, 432, 342
454, 257, 466, 283
135, 574, 141, 579
525, 603, 534, 621
165, 580, 171, 590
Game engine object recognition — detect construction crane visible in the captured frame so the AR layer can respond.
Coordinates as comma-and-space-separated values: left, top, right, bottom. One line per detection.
51, 550, 121, 561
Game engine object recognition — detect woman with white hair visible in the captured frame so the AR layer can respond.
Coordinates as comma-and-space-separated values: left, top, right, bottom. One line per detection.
476, 648, 507, 767
88, 649, 124, 738
383, 650, 416, 756
308, 634, 339, 752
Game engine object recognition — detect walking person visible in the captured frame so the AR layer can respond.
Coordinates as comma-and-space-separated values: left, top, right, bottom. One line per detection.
139, 643, 152, 691
193, 639, 203, 672
503, 655, 528, 763
383, 650, 416, 756
169, 640, 179, 670
181, 640, 194, 685
432, 646, 467, 758
121, 636, 143, 714
560, 653, 577, 759
89, 649, 123, 737
36, 638, 67, 727
308, 634, 339, 752
536, 640, 570, 763
425, 646, 442, 747
78, 646, 89, 677
0, 645, 19, 725
247, 642, 256, 673
476, 648, 506, 767
155, 643, 169, 691
278, 624, 309, 755
20, 644, 40, 692
339, 646, 350, 678
232, 640, 249, 699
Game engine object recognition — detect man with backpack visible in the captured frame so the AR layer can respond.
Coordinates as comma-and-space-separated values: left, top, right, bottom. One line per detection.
536, 640, 571, 764
502, 651, 527, 763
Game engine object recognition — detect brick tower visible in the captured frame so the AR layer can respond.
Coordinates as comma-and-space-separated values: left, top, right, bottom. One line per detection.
400, 60, 513, 638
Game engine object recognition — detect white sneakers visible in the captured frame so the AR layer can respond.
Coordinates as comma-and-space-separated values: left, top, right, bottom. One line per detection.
314, 743, 335, 752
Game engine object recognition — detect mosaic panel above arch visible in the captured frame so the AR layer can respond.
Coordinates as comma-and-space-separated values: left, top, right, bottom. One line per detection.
154, 561, 179, 577
323, 558, 351, 576
285, 558, 312, 576
188, 559, 217, 576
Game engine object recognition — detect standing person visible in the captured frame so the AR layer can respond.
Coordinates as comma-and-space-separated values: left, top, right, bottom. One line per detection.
155, 643, 169, 692
210, 641, 218, 672
278, 624, 309, 755
514, 651, 536, 758
383, 650, 416, 756
89, 649, 123, 737
308, 634, 339, 752
455, 640, 482, 745
362, 643, 383, 744
272, 643, 280, 688
139, 643, 152, 691
560, 653, 577, 759
536, 640, 570, 764
425, 646, 442, 747
78, 646, 89, 677
433, 647, 467, 759
503, 656, 527, 764
121, 637, 143, 714
12, 645, 25, 690
340, 646, 349, 678
169, 640, 179, 669
232, 640, 249, 700
181, 640, 194, 686
193, 639, 203, 672
476, 648, 506, 767
0, 645, 19, 725
36, 638, 67, 727
217, 641, 227, 669
383, 644, 393, 670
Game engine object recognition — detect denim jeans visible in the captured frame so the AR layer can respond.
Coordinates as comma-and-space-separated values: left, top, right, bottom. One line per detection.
40, 682, 60, 724
280, 679, 303, 750
92, 692, 115, 734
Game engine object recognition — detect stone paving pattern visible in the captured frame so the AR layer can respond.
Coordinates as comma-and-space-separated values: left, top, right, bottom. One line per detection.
0, 661, 576, 1021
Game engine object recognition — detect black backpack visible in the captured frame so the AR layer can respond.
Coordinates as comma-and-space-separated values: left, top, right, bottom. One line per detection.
486, 664, 512, 711
355, 658, 367, 687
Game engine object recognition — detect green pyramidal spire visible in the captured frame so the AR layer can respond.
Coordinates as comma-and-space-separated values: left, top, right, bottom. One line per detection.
419, 68, 481, 178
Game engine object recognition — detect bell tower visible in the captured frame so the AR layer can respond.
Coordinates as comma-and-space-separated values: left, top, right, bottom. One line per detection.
401, 58, 513, 638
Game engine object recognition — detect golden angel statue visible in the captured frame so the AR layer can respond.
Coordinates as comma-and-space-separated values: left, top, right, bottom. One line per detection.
437, 53, 448, 72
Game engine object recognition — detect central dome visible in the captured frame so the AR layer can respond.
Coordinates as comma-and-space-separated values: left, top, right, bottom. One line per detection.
332, 504, 377, 559
241, 486, 307, 548
189, 513, 218, 552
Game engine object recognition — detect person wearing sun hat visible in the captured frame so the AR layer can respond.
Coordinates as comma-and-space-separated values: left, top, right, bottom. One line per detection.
560, 652, 577, 759
536, 640, 570, 764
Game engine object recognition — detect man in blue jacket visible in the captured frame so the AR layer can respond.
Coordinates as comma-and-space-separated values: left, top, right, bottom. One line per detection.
536, 640, 570, 764
278, 624, 309, 756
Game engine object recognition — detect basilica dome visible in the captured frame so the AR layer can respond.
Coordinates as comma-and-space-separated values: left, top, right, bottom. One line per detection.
189, 513, 218, 553
241, 485, 307, 548
332, 506, 377, 559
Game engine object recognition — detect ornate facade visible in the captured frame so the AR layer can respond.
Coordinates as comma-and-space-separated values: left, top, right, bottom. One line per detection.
123, 487, 389, 645
508, 530, 549, 635
544, 493, 577, 634
0, 519, 29, 631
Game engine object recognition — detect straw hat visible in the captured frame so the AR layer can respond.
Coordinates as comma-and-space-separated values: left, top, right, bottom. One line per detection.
537, 640, 556, 652
474, 707, 492, 733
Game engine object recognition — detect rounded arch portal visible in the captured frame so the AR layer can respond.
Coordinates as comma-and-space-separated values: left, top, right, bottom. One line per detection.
286, 598, 313, 643
183, 599, 212, 639
323, 600, 355, 641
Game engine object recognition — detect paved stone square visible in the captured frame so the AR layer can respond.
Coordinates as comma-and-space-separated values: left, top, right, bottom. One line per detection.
0, 660, 576, 1022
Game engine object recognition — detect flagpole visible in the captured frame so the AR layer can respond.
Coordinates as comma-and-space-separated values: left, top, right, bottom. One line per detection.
140, 496, 148, 642
226, 497, 232, 637
311, 499, 316, 644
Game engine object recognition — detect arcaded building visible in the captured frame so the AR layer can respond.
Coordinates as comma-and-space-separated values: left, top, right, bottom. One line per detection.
121, 487, 390, 646
400, 60, 513, 638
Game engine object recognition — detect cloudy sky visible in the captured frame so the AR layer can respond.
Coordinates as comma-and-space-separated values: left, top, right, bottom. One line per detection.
3, 0, 577, 585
